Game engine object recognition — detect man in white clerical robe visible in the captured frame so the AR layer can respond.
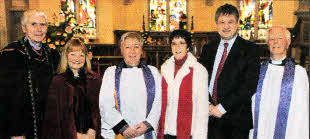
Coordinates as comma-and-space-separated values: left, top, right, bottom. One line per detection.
250, 26, 309, 139
99, 32, 162, 139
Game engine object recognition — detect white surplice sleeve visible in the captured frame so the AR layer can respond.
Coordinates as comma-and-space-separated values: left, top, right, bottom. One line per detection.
99, 66, 124, 137
145, 66, 162, 135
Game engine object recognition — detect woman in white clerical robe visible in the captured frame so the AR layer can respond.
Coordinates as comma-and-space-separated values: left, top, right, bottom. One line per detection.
157, 29, 209, 139
99, 32, 162, 139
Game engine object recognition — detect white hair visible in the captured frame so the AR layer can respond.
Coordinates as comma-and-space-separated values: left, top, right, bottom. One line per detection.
120, 32, 144, 48
266, 25, 291, 43
21, 9, 48, 25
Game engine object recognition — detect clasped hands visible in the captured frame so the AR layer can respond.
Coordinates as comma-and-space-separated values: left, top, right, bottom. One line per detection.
77, 128, 96, 139
209, 104, 223, 118
122, 122, 148, 139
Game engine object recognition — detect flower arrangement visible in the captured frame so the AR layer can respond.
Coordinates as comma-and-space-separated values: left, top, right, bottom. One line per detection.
43, 3, 86, 51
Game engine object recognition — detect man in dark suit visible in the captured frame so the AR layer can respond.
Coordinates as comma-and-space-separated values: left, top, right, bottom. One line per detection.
199, 4, 260, 139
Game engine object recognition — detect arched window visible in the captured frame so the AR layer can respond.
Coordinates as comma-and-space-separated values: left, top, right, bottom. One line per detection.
239, 0, 272, 40
149, 0, 187, 31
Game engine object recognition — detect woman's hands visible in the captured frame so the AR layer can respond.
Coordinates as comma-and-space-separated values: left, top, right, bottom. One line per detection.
77, 128, 96, 139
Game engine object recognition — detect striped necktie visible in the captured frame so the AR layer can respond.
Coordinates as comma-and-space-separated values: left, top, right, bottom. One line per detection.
212, 42, 228, 105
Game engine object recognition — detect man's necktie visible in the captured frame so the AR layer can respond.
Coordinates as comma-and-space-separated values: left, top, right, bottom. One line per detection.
212, 42, 228, 105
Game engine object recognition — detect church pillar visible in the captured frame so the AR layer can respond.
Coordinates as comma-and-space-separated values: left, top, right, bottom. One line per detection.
0, 0, 8, 49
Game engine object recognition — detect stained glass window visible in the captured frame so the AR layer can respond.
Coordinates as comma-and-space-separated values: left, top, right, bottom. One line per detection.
149, 0, 187, 31
150, 0, 167, 31
61, 0, 76, 26
79, 0, 96, 37
61, 0, 75, 14
239, 0, 272, 40
258, 0, 272, 40
67, 0, 75, 13
169, 0, 187, 30
239, 0, 256, 40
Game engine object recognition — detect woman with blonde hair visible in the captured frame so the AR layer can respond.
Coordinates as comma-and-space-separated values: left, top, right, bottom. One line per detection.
41, 38, 102, 139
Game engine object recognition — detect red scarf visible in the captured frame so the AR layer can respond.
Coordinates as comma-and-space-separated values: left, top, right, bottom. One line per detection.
174, 55, 188, 77
158, 67, 193, 139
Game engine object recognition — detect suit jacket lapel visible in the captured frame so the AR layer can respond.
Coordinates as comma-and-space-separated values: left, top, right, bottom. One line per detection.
220, 36, 243, 81
208, 40, 220, 82
206, 41, 220, 105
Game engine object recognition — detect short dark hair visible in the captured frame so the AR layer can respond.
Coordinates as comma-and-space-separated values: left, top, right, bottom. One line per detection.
169, 29, 192, 50
215, 3, 239, 23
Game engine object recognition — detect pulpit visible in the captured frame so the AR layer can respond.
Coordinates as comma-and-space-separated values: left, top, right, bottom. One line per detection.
291, 0, 310, 73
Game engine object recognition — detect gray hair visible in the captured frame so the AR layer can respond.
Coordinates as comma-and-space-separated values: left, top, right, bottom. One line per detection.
266, 25, 291, 43
120, 32, 144, 48
21, 9, 48, 25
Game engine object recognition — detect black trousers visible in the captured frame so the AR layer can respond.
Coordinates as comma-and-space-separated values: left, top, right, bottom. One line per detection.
208, 117, 249, 139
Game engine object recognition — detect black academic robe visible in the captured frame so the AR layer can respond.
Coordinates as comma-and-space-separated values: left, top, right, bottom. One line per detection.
0, 37, 59, 139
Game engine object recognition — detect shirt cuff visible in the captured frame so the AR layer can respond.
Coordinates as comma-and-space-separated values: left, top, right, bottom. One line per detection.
143, 121, 154, 132
119, 124, 129, 135
112, 119, 128, 134
218, 104, 227, 114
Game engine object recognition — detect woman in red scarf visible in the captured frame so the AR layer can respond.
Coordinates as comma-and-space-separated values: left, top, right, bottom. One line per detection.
158, 29, 209, 139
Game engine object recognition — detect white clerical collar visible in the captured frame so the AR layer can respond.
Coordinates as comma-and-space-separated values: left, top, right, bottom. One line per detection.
271, 56, 287, 64
124, 61, 141, 68
27, 37, 42, 50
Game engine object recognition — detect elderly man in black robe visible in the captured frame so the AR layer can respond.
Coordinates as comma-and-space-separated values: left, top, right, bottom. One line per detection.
0, 9, 59, 139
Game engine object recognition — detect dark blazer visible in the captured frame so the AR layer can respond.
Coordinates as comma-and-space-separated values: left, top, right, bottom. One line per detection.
41, 72, 102, 139
199, 36, 260, 130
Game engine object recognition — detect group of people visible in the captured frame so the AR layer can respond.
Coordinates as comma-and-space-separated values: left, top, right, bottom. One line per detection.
0, 3, 308, 139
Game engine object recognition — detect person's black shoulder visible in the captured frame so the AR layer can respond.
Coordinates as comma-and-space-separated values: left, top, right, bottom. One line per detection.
236, 36, 260, 54
87, 72, 102, 80
48, 48, 60, 55
46, 47, 61, 71
49, 48, 60, 61
238, 36, 259, 48
0, 41, 22, 55
0, 41, 26, 65
201, 36, 221, 52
